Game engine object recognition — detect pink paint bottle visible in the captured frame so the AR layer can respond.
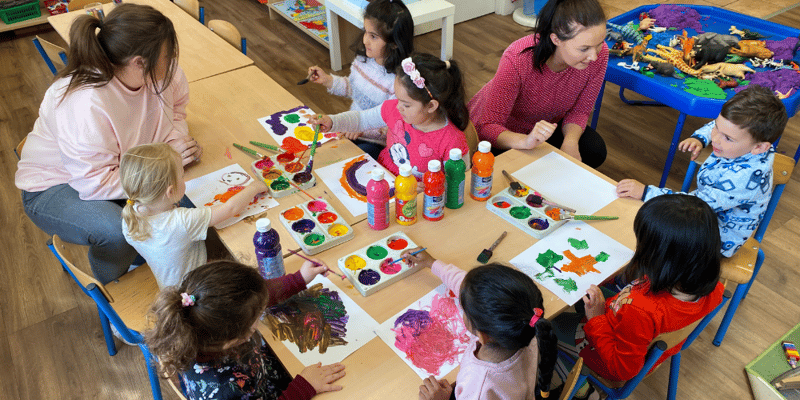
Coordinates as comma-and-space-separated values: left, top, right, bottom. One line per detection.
366, 169, 390, 230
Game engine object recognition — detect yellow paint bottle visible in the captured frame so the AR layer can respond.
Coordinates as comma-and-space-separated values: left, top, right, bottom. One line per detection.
395, 164, 417, 226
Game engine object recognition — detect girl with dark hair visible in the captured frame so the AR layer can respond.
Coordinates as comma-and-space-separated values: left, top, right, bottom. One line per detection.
314, 53, 469, 184
403, 249, 558, 400
468, 0, 609, 168
551, 194, 724, 398
145, 260, 346, 400
16, 4, 202, 284
307, 0, 414, 159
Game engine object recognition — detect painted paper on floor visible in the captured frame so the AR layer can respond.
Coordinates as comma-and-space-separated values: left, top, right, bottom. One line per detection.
375, 284, 471, 379
265, 275, 378, 366
315, 154, 395, 217
185, 164, 278, 229
510, 221, 634, 305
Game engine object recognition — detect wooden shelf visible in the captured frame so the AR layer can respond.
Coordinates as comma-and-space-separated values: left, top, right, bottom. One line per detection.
0, 4, 50, 33
266, 0, 330, 48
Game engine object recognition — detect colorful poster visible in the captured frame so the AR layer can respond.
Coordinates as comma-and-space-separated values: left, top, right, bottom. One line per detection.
265, 274, 379, 366
375, 284, 471, 380
509, 221, 634, 305
184, 164, 278, 229
314, 154, 395, 217
257, 106, 337, 150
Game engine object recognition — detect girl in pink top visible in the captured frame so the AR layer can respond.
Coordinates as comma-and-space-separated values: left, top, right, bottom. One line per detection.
315, 53, 470, 184
15, 4, 201, 284
468, 0, 608, 168
404, 249, 559, 400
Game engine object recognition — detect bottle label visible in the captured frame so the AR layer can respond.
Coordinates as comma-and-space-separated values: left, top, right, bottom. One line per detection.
396, 197, 417, 223
258, 256, 285, 280
367, 202, 389, 228
471, 173, 493, 200
424, 194, 444, 219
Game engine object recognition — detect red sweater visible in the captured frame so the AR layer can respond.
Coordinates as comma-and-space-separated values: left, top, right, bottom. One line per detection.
580, 279, 724, 382
467, 35, 608, 145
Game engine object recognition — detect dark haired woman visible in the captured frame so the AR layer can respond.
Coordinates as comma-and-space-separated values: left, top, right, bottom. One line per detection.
16, 4, 201, 284
468, 0, 608, 168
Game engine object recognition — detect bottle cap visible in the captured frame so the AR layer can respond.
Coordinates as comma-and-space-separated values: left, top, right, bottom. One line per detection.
428, 160, 441, 172
449, 148, 462, 160
371, 169, 385, 181
399, 164, 412, 177
256, 218, 271, 232
478, 141, 491, 153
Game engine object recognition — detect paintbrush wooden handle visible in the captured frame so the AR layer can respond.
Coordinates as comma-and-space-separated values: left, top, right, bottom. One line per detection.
573, 215, 619, 220
488, 231, 507, 251
502, 170, 516, 184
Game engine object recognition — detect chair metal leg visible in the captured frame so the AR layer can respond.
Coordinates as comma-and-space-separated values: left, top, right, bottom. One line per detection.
565, 374, 588, 400
590, 81, 606, 130
659, 112, 687, 188
46, 240, 69, 272
714, 283, 748, 346
668, 353, 681, 400
619, 87, 664, 106
741, 249, 765, 302
140, 344, 164, 400
98, 308, 118, 356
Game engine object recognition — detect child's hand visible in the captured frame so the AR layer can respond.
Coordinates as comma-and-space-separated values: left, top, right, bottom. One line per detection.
678, 138, 703, 161
583, 284, 606, 319
307, 66, 333, 88
419, 377, 452, 400
299, 362, 346, 393
416, 181, 425, 194
402, 247, 434, 269
616, 179, 645, 199
310, 114, 333, 133
524, 120, 556, 149
251, 178, 269, 192
639, 17, 656, 30
300, 259, 329, 284
340, 131, 364, 141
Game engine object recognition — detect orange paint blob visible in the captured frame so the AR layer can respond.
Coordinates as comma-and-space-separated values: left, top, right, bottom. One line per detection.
281, 137, 308, 153
317, 212, 338, 224
546, 208, 562, 221
561, 250, 600, 276
283, 207, 304, 221
284, 162, 303, 173
204, 186, 244, 206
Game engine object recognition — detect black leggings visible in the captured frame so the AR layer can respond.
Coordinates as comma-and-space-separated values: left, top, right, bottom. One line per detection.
546, 123, 607, 169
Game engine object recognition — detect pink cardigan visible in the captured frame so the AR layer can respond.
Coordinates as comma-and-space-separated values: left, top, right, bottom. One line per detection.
16, 67, 190, 200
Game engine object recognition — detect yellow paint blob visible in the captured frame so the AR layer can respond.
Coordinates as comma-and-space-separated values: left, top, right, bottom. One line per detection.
294, 126, 315, 141
344, 255, 366, 271
328, 223, 349, 237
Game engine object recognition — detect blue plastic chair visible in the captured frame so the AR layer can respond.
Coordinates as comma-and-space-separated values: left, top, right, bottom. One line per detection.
32, 36, 69, 76
681, 153, 795, 346
48, 235, 164, 400
561, 290, 730, 400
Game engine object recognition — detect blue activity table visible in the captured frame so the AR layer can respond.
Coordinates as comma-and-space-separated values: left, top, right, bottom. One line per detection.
594, 5, 800, 187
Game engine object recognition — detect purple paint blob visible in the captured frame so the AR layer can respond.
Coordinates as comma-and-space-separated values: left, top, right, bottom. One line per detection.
293, 171, 313, 184
264, 105, 306, 136
344, 158, 396, 198
292, 219, 316, 233
766, 37, 800, 60
394, 309, 433, 333
735, 70, 800, 96
648, 4, 704, 33
358, 269, 381, 286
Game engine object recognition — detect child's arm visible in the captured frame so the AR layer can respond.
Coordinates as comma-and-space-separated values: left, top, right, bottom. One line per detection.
307, 65, 334, 89
313, 107, 386, 136
419, 376, 453, 400
208, 180, 268, 227
403, 248, 466, 296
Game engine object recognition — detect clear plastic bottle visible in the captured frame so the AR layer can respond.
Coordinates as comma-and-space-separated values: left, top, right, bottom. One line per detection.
254, 218, 284, 280
366, 169, 390, 230
444, 148, 466, 209
470, 141, 494, 201
424, 160, 445, 221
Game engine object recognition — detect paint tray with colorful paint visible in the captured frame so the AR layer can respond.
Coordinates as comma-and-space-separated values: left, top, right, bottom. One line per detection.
279, 200, 354, 255
337, 232, 420, 297
251, 155, 316, 198
485, 186, 567, 239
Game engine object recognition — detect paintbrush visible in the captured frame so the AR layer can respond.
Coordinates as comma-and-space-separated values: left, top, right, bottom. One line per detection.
525, 194, 577, 213
249, 141, 282, 153
389, 247, 428, 265
233, 143, 265, 158
477, 231, 507, 264
297, 70, 318, 85
284, 248, 346, 280
304, 117, 321, 174
561, 214, 619, 221
287, 179, 316, 201
502, 170, 528, 197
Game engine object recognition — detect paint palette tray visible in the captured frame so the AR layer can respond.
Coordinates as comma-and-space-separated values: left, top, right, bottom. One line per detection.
337, 232, 420, 297
279, 200, 354, 255
251, 155, 316, 198
486, 187, 567, 239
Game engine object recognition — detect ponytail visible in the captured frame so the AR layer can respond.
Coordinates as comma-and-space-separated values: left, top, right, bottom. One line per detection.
533, 317, 558, 397
121, 199, 149, 241
395, 53, 469, 131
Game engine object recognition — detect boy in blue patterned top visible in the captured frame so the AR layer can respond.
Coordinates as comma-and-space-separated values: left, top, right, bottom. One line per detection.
616, 85, 788, 257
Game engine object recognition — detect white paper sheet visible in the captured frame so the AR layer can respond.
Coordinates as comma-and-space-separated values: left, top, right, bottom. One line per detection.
184, 164, 278, 229
257, 106, 336, 149
509, 221, 634, 305
511, 152, 617, 215
315, 154, 395, 217
265, 274, 379, 366
375, 284, 471, 380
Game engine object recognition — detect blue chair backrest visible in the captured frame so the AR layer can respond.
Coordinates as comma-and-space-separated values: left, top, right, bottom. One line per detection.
33, 37, 69, 76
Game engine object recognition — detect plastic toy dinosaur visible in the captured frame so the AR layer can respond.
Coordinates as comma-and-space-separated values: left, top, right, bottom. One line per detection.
607, 21, 645, 44
646, 45, 701, 76
677, 30, 695, 64
730, 25, 771, 40
730, 40, 774, 59
699, 63, 755, 79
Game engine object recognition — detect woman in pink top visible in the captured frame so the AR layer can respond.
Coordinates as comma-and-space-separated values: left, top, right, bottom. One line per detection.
468, 0, 608, 168
15, 4, 201, 284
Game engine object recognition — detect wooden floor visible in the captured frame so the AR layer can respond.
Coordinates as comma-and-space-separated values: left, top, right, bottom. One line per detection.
1, 0, 800, 399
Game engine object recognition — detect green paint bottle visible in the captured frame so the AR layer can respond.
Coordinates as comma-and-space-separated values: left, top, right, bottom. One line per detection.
444, 148, 466, 209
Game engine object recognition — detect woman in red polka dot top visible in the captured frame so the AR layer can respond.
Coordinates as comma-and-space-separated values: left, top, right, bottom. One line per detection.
468, 0, 609, 168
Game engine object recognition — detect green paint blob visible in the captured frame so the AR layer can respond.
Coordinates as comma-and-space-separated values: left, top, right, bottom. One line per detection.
304, 233, 325, 246
509, 206, 531, 219
536, 249, 563, 268
555, 278, 578, 293
595, 252, 610, 262
283, 114, 301, 124
683, 78, 727, 99
535, 268, 555, 281
568, 238, 589, 250
366, 245, 388, 260
270, 179, 290, 191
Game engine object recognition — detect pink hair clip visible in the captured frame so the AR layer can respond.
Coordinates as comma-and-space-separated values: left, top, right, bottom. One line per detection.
401, 57, 434, 99
180, 292, 196, 307
529, 308, 543, 327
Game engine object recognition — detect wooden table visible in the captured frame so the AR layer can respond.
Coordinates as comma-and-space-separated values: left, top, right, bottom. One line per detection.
47, 0, 253, 83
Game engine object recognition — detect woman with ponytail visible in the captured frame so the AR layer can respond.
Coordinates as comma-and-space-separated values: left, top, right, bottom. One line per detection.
16, 4, 202, 284
403, 249, 558, 400
468, 0, 609, 168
